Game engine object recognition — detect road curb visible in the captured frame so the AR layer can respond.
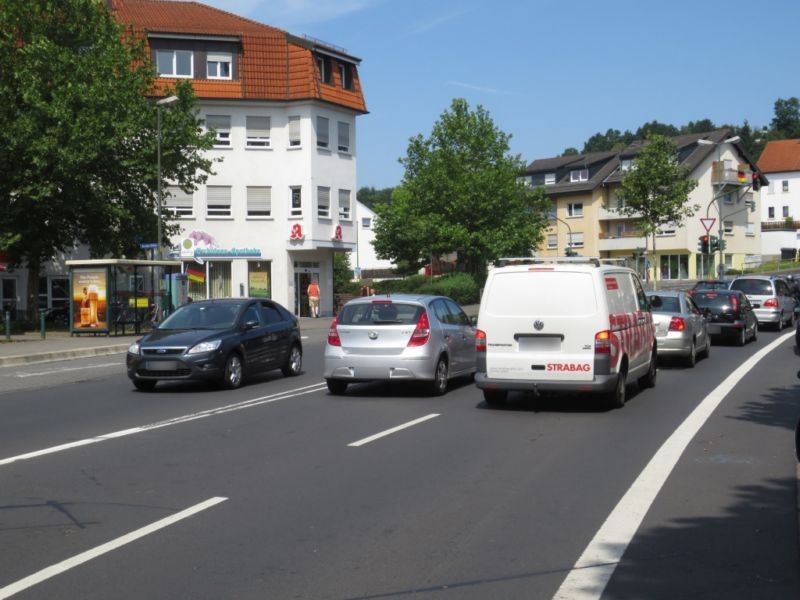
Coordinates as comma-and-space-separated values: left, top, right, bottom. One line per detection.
0, 344, 130, 368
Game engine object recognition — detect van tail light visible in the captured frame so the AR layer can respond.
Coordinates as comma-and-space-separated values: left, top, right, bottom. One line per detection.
475, 329, 487, 353
763, 297, 779, 308
669, 317, 686, 332
407, 310, 431, 347
327, 317, 341, 347
731, 295, 739, 311
595, 330, 611, 354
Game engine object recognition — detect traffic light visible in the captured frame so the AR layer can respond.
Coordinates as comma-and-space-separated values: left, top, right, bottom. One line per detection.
698, 235, 709, 253
709, 235, 718, 252
752, 171, 761, 191
719, 238, 727, 251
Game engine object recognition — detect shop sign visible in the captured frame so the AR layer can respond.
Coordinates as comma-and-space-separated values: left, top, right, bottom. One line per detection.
332, 224, 343, 241
290, 224, 305, 240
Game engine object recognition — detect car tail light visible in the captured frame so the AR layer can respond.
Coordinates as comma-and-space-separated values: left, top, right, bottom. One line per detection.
731, 295, 739, 311
327, 317, 341, 347
407, 310, 431, 347
595, 330, 611, 354
475, 329, 487, 353
669, 317, 686, 331
763, 297, 779, 308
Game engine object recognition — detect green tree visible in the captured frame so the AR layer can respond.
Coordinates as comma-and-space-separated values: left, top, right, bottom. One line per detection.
617, 134, 698, 289
561, 147, 580, 156
373, 98, 550, 283
357, 186, 394, 210
0, 0, 215, 318
333, 251, 353, 291
771, 97, 800, 138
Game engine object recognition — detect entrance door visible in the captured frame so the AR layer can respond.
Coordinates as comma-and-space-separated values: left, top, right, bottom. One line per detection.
293, 270, 320, 317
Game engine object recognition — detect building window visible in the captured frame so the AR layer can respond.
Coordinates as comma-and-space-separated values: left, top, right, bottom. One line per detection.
338, 189, 351, 220
316, 55, 332, 84
620, 158, 633, 172
768, 181, 775, 194
570, 232, 584, 248
746, 221, 754, 236
723, 220, 733, 234
247, 186, 271, 217
783, 180, 789, 193
783, 206, 790, 218
288, 116, 301, 147
567, 202, 583, 217
337, 121, 350, 153
659, 254, 690, 280
570, 169, 588, 182
317, 186, 331, 218
156, 49, 193, 78
547, 234, 557, 248
165, 185, 193, 218
207, 52, 232, 79
316, 116, 329, 149
290, 186, 302, 217
723, 192, 733, 205
361, 217, 371, 229
768, 206, 775, 219
339, 63, 353, 89
657, 222, 676, 236
207, 186, 232, 218
544, 173, 556, 185
246, 116, 270, 148
206, 115, 231, 147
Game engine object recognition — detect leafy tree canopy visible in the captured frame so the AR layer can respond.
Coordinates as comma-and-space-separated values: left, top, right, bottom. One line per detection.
0, 0, 215, 316
373, 98, 550, 282
357, 186, 394, 210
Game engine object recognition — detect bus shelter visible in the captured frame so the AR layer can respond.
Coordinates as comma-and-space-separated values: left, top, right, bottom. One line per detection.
66, 259, 186, 336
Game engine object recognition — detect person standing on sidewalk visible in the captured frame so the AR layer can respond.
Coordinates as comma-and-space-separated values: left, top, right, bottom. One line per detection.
307, 278, 320, 318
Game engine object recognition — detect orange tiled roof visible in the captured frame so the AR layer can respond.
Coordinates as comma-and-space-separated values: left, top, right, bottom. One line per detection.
757, 139, 800, 173
112, 0, 367, 113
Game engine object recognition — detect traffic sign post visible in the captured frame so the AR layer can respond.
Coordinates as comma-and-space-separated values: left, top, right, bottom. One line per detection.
700, 218, 716, 233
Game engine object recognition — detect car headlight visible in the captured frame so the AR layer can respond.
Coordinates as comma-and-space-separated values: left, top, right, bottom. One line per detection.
128, 342, 140, 355
187, 339, 222, 354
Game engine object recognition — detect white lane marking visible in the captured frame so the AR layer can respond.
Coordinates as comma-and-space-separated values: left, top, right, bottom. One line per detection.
0, 496, 227, 599
0, 383, 327, 467
348, 414, 440, 447
14, 362, 122, 378
553, 331, 794, 600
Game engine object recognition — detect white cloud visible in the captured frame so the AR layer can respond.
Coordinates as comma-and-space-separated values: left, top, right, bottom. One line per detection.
202, 0, 379, 28
445, 80, 512, 96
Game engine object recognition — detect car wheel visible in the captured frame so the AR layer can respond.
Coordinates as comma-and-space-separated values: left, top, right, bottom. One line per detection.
222, 352, 244, 389
704, 336, 711, 358
281, 344, 302, 377
638, 349, 657, 389
326, 379, 348, 395
685, 340, 696, 368
736, 327, 746, 347
429, 357, 448, 396
133, 379, 156, 392
483, 389, 507, 406
606, 370, 627, 409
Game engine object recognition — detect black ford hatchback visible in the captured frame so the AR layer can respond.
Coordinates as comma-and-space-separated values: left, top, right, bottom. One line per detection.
692, 290, 757, 346
126, 298, 302, 391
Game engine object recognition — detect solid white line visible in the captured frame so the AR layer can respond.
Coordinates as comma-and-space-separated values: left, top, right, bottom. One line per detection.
0, 383, 327, 467
552, 331, 794, 600
15, 362, 122, 378
0, 496, 227, 599
348, 414, 440, 447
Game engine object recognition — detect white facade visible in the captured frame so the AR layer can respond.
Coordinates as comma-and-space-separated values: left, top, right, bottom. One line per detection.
352, 201, 393, 275
760, 171, 800, 223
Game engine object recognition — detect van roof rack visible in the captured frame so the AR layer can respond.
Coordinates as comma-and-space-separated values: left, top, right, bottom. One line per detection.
494, 256, 602, 267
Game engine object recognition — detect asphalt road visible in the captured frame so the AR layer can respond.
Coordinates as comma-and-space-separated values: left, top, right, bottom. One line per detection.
1, 326, 799, 599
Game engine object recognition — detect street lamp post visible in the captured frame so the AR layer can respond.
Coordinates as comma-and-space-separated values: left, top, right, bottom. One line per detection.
698, 135, 741, 278
156, 95, 180, 260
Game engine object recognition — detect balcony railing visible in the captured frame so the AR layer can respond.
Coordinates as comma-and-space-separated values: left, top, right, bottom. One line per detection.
761, 220, 800, 231
711, 161, 753, 188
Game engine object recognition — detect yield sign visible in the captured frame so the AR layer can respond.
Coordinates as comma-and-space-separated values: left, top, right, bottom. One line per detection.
700, 218, 716, 233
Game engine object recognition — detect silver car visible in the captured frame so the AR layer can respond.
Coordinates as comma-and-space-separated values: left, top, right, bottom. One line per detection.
646, 290, 710, 367
323, 294, 476, 395
728, 275, 797, 330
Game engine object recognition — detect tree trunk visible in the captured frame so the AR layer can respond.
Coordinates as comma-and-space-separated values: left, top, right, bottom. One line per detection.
25, 256, 41, 323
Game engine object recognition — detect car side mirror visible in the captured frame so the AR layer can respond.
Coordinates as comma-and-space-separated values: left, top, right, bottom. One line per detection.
649, 295, 662, 309
243, 320, 259, 330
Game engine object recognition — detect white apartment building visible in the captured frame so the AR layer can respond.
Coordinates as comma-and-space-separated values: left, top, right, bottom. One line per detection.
757, 139, 800, 259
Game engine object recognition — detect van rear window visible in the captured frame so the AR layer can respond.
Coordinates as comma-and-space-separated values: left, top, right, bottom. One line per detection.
485, 271, 597, 316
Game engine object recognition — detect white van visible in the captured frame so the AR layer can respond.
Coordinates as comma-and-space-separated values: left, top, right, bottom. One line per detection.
475, 257, 657, 408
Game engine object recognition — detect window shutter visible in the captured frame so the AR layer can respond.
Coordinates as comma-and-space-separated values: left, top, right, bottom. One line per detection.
317, 116, 329, 148
317, 186, 330, 218
246, 116, 270, 147
247, 186, 271, 217
207, 186, 231, 217
337, 122, 350, 152
338, 189, 351, 219
206, 115, 230, 130
165, 186, 193, 217
288, 116, 301, 146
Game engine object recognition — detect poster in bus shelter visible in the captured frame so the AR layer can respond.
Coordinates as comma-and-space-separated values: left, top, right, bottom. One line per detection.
71, 269, 108, 332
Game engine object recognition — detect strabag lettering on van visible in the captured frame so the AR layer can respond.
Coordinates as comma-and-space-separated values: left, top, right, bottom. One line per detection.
546, 363, 591, 372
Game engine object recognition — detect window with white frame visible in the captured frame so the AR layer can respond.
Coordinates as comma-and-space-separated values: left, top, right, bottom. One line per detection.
246, 116, 270, 148
337, 121, 350, 153
544, 173, 556, 185
316, 116, 329, 149
316, 55, 331, 84
247, 186, 271, 217
338, 189, 351, 220
570, 232, 584, 248
657, 222, 676, 236
768, 180, 775, 194
207, 186, 232, 217
567, 202, 583, 217
620, 158, 633, 172
768, 206, 775, 219
156, 49, 193, 77
288, 116, 301, 147
339, 63, 353, 89
317, 186, 330, 218
569, 169, 588, 182
746, 221, 754, 236
547, 234, 557, 248
207, 52, 232, 79
290, 186, 302, 217
165, 185, 193, 218
206, 115, 231, 147
361, 217, 371, 229
783, 180, 789, 193
723, 220, 733, 234
783, 205, 790, 218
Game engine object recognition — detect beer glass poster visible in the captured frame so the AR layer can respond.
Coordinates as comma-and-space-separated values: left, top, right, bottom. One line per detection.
72, 269, 108, 331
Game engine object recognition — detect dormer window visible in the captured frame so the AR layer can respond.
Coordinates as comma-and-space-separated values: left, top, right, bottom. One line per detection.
156, 49, 193, 78
570, 169, 588, 182
544, 173, 556, 185
620, 159, 633, 172
339, 63, 353, 89
207, 52, 232, 79
316, 55, 332, 84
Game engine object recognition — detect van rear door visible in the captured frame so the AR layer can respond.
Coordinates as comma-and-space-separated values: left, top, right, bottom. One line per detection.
480, 269, 599, 381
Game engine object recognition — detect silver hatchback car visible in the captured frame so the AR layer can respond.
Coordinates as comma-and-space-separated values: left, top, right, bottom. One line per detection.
323, 294, 476, 395
728, 275, 797, 330
646, 290, 710, 367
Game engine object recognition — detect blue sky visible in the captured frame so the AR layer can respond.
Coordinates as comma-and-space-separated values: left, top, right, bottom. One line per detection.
203, 0, 800, 190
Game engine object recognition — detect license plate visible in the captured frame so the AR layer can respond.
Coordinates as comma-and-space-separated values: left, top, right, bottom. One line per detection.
145, 360, 181, 370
